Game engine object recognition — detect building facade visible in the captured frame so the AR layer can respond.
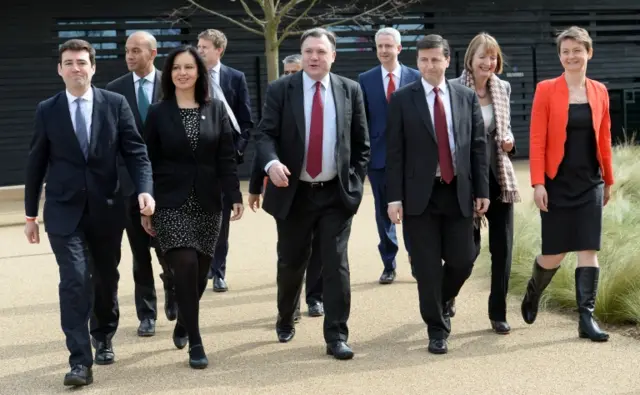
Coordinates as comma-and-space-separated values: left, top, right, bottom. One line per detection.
1, 0, 639, 186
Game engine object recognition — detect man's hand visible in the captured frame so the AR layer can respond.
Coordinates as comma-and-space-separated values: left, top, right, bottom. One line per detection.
141, 215, 156, 237
387, 203, 403, 225
138, 193, 155, 216
248, 194, 261, 212
267, 162, 291, 187
230, 203, 244, 221
24, 220, 40, 244
475, 198, 490, 215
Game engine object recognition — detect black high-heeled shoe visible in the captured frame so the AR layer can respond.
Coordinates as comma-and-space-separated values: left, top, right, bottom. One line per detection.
188, 344, 209, 369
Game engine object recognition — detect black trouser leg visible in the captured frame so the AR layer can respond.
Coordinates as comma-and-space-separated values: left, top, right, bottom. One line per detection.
305, 233, 323, 305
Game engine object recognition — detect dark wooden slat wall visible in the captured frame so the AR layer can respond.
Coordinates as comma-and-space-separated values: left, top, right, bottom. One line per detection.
1, 0, 640, 186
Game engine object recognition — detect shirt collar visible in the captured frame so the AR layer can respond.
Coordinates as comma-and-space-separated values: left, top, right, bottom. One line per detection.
382, 63, 402, 80
133, 69, 156, 85
209, 62, 222, 74
303, 71, 331, 92
66, 87, 93, 104
421, 78, 448, 95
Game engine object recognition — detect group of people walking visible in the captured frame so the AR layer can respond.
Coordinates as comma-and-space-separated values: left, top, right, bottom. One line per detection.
23, 22, 613, 388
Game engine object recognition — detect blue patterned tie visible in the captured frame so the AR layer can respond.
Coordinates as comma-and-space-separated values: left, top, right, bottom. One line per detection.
137, 78, 150, 122
74, 98, 89, 159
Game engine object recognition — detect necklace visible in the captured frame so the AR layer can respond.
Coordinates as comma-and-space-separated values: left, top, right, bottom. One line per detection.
476, 88, 488, 98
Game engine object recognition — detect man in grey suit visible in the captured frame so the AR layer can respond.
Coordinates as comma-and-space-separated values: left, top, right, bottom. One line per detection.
386, 34, 490, 355
105, 31, 177, 337
256, 28, 370, 360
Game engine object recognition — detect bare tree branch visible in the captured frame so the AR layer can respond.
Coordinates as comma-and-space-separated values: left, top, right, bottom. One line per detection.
238, 0, 266, 26
277, 0, 321, 45
185, 0, 264, 35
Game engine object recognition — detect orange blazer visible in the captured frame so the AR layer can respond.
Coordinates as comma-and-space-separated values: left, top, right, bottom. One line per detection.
529, 74, 614, 187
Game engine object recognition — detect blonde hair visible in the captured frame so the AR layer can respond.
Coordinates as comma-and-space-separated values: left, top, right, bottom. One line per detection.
464, 32, 504, 74
556, 26, 593, 55
198, 29, 228, 52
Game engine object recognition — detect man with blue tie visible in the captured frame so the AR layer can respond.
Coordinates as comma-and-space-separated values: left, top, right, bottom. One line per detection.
105, 31, 176, 338
24, 39, 154, 387
358, 27, 420, 284
197, 28, 254, 292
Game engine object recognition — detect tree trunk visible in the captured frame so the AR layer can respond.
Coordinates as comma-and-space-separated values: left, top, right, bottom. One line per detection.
264, 27, 280, 82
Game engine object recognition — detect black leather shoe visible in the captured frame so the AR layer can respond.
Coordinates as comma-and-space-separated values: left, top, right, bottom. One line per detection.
379, 270, 396, 284
173, 322, 188, 349
188, 344, 209, 369
94, 341, 115, 365
326, 341, 354, 360
277, 328, 295, 343
213, 277, 228, 292
63, 365, 93, 386
490, 320, 511, 334
428, 339, 448, 354
137, 318, 156, 337
444, 298, 456, 318
308, 302, 324, 317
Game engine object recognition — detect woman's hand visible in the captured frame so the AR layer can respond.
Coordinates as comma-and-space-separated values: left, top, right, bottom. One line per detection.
533, 184, 548, 212
141, 215, 156, 236
604, 185, 611, 206
230, 203, 244, 221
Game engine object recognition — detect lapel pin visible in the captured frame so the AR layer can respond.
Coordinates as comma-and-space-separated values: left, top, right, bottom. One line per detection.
202, 115, 206, 120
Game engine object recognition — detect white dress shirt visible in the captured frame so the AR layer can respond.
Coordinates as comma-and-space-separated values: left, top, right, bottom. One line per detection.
265, 72, 338, 182
209, 62, 221, 87
382, 63, 402, 95
421, 78, 456, 176
66, 88, 93, 141
132, 69, 156, 104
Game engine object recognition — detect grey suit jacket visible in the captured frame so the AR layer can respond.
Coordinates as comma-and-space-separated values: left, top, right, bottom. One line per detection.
386, 79, 488, 218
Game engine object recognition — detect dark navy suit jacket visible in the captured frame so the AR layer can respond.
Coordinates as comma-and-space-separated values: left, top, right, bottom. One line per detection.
358, 64, 421, 170
24, 87, 153, 236
219, 64, 254, 163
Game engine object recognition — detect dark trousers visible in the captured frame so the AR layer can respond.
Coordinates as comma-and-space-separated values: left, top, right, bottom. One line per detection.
123, 195, 171, 321
48, 212, 122, 368
275, 180, 352, 343
368, 168, 411, 271
294, 234, 323, 309
480, 174, 514, 322
210, 193, 232, 279
405, 178, 476, 340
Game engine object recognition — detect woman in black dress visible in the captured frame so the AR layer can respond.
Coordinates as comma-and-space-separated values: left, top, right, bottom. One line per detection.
142, 45, 244, 368
523, 26, 614, 342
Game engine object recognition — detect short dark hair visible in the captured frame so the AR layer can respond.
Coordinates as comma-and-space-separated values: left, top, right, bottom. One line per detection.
416, 34, 451, 58
300, 28, 337, 51
59, 39, 96, 66
161, 45, 210, 107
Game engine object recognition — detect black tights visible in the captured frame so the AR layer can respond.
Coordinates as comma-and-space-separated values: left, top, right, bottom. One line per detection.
163, 248, 210, 347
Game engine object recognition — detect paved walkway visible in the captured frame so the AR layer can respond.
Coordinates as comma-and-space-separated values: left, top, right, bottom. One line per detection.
1, 169, 639, 394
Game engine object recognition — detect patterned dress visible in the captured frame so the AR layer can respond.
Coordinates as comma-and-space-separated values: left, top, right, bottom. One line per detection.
152, 108, 222, 257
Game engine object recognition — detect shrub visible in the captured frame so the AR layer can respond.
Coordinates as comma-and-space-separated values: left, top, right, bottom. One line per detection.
478, 143, 640, 325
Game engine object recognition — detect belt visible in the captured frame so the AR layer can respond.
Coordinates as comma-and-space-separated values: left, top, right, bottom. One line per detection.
300, 178, 338, 188
434, 175, 457, 184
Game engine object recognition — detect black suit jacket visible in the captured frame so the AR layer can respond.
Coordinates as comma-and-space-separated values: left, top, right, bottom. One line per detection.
255, 72, 370, 220
219, 64, 254, 162
105, 70, 162, 196
386, 79, 489, 218
24, 87, 153, 236
143, 98, 242, 213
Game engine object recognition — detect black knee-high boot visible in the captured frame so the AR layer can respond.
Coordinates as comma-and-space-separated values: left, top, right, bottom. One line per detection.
575, 267, 609, 342
521, 258, 559, 324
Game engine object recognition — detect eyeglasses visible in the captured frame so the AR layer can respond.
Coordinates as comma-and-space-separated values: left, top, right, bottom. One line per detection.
283, 70, 298, 75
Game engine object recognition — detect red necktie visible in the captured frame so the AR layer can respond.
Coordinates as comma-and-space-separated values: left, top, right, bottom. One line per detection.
433, 87, 454, 183
306, 81, 323, 179
386, 72, 396, 102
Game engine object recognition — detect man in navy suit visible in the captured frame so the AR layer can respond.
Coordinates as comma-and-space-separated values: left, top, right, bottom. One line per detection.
358, 27, 420, 284
24, 39, 154, 387
197, 28, 254, 292
105, 31, 177, 338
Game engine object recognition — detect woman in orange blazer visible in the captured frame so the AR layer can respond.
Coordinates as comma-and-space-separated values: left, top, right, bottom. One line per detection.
522, 26, 613, 343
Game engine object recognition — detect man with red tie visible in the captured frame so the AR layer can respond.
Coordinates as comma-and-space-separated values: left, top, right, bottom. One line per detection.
358, 28, 420, 284
386, 35, 489, 354
255, 27, 370, 360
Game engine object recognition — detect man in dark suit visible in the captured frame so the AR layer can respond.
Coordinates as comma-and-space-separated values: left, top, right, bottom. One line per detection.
249, 54, 324, 320
386, 35, 490, 355
358, 27, 421, 284
24, 39, 154, 386
197, 28, 254, 292
256, 28, 370, 360
105, 31, 177, 337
